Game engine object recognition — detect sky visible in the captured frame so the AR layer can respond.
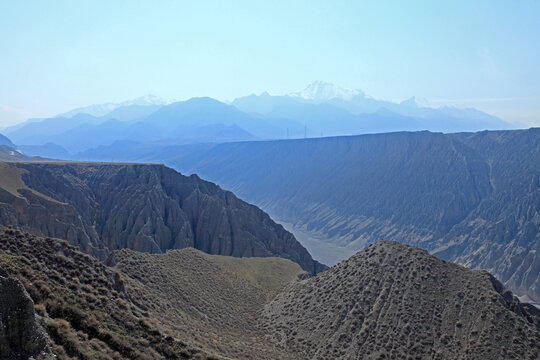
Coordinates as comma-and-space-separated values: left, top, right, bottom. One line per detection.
0, 0, 539, 128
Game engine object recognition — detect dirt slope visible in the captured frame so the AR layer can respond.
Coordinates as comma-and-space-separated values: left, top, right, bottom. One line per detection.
109, 249, 305, 359
262, 240, 540, 359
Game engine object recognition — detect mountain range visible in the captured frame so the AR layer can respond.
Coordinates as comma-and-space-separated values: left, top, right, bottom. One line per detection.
1, 82, 515, 157
1, 102, 535, 304
1, 83, 538, 358
232, 81, 513, 135
57, 94, 171, 118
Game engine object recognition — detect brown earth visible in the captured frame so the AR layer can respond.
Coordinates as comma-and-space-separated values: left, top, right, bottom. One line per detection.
109, 248, 305, 359
1, 228, 539, 359
262, 240, 540, 359
0, 226, 211, 359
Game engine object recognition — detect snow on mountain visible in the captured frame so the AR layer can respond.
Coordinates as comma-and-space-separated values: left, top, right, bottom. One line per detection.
59, 95, 173, 118
290, 81, 364, 101
400, 96, 433, 108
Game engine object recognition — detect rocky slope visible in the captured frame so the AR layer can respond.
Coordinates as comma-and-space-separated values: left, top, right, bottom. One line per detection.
0, 226, 304, 359
1, 227, 539, 359
0, 227, 210, 359
262, 240, 540, 359
0, 266, 51, 360
0, 162, 325, 274
170, 128, 540, 302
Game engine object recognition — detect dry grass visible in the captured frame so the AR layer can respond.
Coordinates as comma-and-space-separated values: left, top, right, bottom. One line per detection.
0, 226, 305, 359
110, 248, 305, 359
0, 162, 65, 203
204, 252, 306, 300
0, 226, 212, 360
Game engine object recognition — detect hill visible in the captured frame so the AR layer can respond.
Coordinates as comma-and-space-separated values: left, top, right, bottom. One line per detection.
109, 248, 305, 359
0, 227, 210, 359
169, 128, 540, 303
2, 227, 538, 359
0, 162, 325, 274
262, 240, 540, 359
0, 227, 305, 359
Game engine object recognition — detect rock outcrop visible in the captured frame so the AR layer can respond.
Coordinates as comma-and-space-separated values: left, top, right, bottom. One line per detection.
0, 267, 50, 360
0, 162, 325, 274
262, 240, 540, 359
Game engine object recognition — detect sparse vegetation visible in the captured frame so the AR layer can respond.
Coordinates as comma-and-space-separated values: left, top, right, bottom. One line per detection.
0, 227, 211, 360
262, 240, 540, 359
109, 248, 305, 359
1, 225, 539, 359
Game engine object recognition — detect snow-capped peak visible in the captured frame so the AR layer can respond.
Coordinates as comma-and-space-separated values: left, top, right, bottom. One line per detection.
400, 96, 432, 109
59, 95, 173, 118
291, 81, 364, 101
128, 94, 172, 106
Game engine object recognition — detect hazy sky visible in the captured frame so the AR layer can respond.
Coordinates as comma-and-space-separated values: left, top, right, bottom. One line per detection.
1, 0, 539, 128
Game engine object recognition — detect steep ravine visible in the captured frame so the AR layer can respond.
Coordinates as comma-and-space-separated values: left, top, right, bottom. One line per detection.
171, 128, 540, 302
0, 162, 325, 274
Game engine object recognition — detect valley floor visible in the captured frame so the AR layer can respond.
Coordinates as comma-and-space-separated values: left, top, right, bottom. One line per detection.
277, 220, 356, 266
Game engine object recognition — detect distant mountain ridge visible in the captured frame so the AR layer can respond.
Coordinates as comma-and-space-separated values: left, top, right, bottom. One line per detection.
290, 80, 364, 101
6, 97, 292, 154
0, 133, 15, 148
4, 82, 515, 157
233, 81, 513, 135
58, 94, 171, 118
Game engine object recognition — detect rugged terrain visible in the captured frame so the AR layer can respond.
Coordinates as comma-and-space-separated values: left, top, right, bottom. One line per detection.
0, 227, 210, 359
1, 227, 539, 359
167, 128, 540, 303
0, 227, 305, 359
262, 240, 540, 359
0, 266, 51, 360
0, 162, 325, 274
